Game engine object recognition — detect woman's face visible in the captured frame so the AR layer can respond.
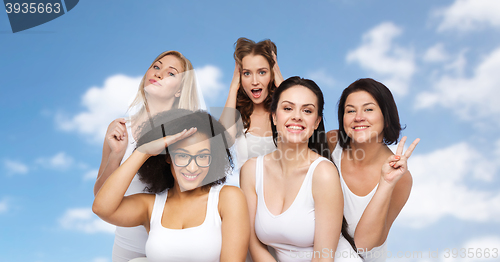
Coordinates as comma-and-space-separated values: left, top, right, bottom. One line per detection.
240, 54, 272, 105
343, 90, 384, 144
273, 85, 321, 145
144, 55, 184, 101
168, 132, 211, 192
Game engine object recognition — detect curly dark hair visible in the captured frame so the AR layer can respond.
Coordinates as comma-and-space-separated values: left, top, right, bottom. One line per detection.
234, 37, 278, 131
135, 109, 233, 194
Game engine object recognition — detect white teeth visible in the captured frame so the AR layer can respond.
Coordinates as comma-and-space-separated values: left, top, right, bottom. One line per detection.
353, 126, 368, 130
183, 174, 198, 179
288, 126, 304, 130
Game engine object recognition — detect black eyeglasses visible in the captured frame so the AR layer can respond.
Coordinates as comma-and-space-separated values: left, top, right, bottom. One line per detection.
170, 153, 212, 167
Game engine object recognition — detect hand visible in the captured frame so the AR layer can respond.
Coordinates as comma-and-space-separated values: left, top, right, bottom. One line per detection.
229, 62, 241, 91
105, 118, 128, 157
137, 127, 197, 156
381, 136, 420, 186
272, 51, 284, 87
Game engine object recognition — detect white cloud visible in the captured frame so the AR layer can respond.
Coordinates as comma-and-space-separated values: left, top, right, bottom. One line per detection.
36, 152, 74, 170
195, 65, 225, 102
59, 208, 115, 234
83, 169, 98, 181
399, 142, 500, 228
56, 74, 141, 143
346, 22, 416, 96
0, 198, 8, 213
423, 43, 449, 63
415, 46, 500, 123
3, 159, 29, 175
306, 69, 336, 88
93, 258, 110, 262
436, 0, 500, 32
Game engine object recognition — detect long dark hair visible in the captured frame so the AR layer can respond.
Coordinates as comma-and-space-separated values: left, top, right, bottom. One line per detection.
135, 109, 233, 193
270, 76, 357, 252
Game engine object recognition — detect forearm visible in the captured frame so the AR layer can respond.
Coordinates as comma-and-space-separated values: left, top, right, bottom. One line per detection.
354, 181, 393, 250
94, 153, 124, 196
93, 151, 149, 218
249, 237, 276, 262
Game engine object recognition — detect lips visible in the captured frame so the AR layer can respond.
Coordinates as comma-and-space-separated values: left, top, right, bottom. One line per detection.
149, 79, 161, 86
352, 126, 369, 130
251, 88, 262, 98
286, 124, 305, 133
182, 172, 200, 181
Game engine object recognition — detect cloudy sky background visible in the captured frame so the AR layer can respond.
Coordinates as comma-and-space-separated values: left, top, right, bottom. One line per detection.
1, 0, 500, 261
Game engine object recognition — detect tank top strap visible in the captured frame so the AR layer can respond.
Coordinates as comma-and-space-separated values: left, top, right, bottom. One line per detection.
206, 184, 223, 225
150, 191, 168, 228
255, 155, 264, 195
302, 157, 330, 197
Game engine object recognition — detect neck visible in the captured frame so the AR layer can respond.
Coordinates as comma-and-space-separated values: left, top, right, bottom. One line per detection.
146, 97, 176, 116
169, 182, 207, 200
275, 141, 314, 172
346, 140, 388, 165
252, 102, 267, 115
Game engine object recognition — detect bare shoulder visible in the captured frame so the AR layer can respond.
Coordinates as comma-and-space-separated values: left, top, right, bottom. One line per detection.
312, 159, 340, 183
219, 185, 248, 216
240, 157, 257, 188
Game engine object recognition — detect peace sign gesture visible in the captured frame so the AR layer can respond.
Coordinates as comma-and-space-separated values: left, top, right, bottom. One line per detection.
381, 136, 420, 186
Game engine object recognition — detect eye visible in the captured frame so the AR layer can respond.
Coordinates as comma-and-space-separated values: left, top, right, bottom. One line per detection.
243, 71, 250, 76
346, 109, 355, 114
365, 108, 373, 112
284, 107, 292, 111
153, 65, 160, 70
259, 70, 266, 75
197, 154, 210, 160
168, 72, 176, 77
176, 153, 189, 159
304, 109, 313, 114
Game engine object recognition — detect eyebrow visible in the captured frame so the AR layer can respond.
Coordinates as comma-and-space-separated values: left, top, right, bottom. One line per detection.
172, 148, 210, 154
242, 67, 269, 71
169, 66, 179, 73
281, 100, 316, 108
345, 102, 376, 108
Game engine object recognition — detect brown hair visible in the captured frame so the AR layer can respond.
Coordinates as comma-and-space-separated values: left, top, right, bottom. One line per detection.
234, 38, 278, 130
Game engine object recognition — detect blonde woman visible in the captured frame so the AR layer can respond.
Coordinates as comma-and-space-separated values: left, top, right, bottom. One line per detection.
93, 51, 203, 262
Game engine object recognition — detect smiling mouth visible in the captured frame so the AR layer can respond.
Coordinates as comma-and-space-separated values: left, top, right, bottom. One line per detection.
182, 173, 200, 181
353, 126, 369, 130
251, 88, 262, 98
286, 125, 305, 132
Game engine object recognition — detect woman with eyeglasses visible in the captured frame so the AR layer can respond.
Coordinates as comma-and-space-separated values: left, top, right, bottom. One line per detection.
93, 51, 204, 262
93, 109, 250, 262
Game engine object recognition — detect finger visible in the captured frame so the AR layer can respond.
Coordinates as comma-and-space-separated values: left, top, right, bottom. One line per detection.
396, 136, 407, 156
110, 130, 123, 141
404, 138, 420, 158
114, 125, 126, 139
117, 118, 127, 124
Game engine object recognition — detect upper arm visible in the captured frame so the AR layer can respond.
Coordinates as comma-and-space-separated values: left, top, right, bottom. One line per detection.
95, 193, 152, 229
219, 186, 250, 262
312, 161, 343, 261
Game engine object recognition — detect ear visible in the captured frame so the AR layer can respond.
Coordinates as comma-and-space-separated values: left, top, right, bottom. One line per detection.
272, 113, 277, 126
314, 116, 322, 130
174, 89, 181, 98
166, 154, 172, 164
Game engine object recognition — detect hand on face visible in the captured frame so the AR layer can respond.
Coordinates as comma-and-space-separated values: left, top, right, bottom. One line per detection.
381, 136, 420, 186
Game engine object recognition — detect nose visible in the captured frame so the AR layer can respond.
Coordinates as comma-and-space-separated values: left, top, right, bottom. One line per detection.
154, 70, 163, 80
354, 111, 365, 122
251, 74, 258, 85
292, 109, 302, 121
185, 158, 199, 173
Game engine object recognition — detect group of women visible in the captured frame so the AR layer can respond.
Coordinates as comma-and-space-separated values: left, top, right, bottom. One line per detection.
92, 38, 420, 262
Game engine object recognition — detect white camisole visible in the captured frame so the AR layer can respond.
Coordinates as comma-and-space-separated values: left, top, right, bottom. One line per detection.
145, 185, 224, 262
332, 142, 388, 262
254, 155, 361, 262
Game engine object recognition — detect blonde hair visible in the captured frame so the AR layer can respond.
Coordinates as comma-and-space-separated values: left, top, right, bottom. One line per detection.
128, 51, 200, 118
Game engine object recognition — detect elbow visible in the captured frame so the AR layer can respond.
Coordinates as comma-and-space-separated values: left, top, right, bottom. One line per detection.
92, 199, 107, 218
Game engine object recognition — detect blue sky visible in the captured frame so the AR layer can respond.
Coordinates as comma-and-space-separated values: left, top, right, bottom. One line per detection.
1, 0, 500, 261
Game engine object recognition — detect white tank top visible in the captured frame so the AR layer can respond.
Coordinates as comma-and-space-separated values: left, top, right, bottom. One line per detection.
226, 131, 276, 187
145, 185, 224, 262
332, 142, 388, 262
114, 120, 149, 253
254, 156, 361, 262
